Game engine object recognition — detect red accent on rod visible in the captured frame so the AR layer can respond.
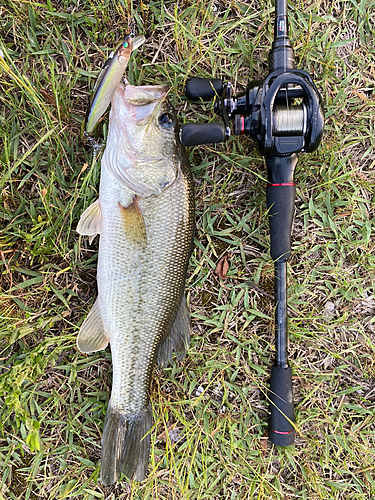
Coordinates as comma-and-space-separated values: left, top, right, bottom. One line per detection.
270, 429, 294, 435
241, 116, 245, 135
267, 182, 295, 187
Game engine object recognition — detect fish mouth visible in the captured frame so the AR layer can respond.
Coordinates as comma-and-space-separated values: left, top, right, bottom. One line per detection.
124, 84, 169, 106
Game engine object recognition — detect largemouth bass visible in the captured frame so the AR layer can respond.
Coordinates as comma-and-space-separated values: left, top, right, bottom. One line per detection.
77, 83, 195, 484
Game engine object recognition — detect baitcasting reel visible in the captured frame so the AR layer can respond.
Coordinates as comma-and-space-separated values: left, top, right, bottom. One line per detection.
181, 13, 324, 157
181, 0, 324, 447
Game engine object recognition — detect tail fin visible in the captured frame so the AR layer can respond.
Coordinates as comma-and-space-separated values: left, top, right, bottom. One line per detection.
100, 404, 152, 485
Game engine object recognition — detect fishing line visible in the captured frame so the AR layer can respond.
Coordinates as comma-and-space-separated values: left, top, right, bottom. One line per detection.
83, 131, 105, 163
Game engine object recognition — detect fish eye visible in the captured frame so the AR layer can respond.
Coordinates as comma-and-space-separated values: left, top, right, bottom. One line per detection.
159, 113, 175, 129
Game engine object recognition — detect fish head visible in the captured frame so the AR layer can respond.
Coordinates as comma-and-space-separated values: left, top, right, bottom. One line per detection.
113, 83, 180, 158
104, 84, 182, 198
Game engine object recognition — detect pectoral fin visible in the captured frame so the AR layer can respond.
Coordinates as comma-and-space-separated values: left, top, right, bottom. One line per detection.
118, 197, 147, 246
157, 294, 191, 368
77, 299, 109, 353
77, 199, 103, 244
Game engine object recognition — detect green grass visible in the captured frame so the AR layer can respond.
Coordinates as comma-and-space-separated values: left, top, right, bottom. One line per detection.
1, 0, 375, 498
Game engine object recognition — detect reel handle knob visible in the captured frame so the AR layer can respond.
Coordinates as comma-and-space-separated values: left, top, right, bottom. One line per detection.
180, 123, 225, 147
185, 77, 224, 101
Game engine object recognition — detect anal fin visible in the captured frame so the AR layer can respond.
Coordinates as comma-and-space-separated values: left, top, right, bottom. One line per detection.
157, 294, 191, 368
77, 298, 109, 353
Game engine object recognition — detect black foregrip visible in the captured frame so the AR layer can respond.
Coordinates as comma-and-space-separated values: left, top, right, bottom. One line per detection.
269, 365, 295, 446
185, 77, 223, 101
180, 123, 225, 147
266, 185, 296, 260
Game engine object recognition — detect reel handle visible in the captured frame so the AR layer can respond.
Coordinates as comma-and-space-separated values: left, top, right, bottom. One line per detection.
180, 123, 225, 147
185, 77, 224, 101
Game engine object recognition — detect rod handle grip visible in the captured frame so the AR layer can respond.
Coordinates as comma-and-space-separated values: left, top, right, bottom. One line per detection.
269, 365, 295, 446
180, 123, 225, 147
185, 77, 223, 101
266, 184, 296, 260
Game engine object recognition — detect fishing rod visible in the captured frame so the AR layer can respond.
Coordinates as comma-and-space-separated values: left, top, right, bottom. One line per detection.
180, 0, 324, 445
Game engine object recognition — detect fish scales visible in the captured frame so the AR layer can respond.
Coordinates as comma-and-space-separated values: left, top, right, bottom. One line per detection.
77, 82, 194, 485
99, 163, 193, 410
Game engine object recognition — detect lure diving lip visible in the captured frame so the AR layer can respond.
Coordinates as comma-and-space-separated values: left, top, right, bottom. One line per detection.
85, 34, 146, 134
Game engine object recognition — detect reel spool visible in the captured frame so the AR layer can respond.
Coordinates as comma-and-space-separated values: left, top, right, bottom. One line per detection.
273, 105, 307, 136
